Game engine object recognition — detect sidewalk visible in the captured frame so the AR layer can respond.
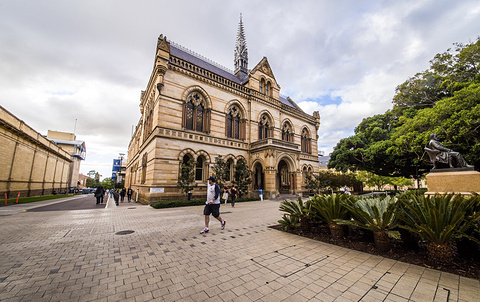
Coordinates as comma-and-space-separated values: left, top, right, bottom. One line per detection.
0, 198, 478, 301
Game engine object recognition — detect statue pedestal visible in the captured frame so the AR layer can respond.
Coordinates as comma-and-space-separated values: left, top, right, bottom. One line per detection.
426, 168, 480, 195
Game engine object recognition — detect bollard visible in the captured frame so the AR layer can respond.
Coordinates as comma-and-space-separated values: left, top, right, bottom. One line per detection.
16, 192, 20, 203
5, 193, 7, 206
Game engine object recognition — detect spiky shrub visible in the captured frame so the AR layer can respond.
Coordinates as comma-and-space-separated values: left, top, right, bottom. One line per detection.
279, 197, 312, 232
278, 214, 300, 231
308, 194, 350, 241
397, 193, 480, 266
337, 196, 400, 251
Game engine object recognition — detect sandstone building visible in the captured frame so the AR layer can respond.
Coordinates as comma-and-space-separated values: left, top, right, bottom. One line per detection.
47, 130, 86, 190
126, 19, 320, 203
0, 106, 72, 198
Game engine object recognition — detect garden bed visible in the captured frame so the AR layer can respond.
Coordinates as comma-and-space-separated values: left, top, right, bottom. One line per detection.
270, 224, 480, 280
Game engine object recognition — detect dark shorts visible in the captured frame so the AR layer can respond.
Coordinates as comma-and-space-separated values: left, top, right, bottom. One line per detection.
204, 204, 220, 218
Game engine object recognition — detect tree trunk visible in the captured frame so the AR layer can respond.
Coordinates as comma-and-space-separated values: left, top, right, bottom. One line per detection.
373, 231, 391, 252
427, 243, 454, 266
329, 223, 344, 241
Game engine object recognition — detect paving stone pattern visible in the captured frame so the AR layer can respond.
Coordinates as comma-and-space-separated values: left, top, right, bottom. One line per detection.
0, 197, 478, 301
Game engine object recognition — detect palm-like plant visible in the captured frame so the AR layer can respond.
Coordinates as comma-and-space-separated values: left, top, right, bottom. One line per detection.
309, 194, 350, 240
279, 197, 312, 232
278, 214, 299, 231
397, 193, 480, 266
337, 196, 400, 251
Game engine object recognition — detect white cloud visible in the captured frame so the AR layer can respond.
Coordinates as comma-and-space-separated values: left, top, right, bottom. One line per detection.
0, 0, 479, 178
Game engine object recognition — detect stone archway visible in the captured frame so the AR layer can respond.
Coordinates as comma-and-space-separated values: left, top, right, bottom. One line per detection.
253, 162, 264, 190
277, 160, 290, 194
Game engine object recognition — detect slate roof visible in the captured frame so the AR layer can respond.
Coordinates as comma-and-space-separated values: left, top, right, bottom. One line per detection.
169, 43, 300, 110
170, 44, 242, 84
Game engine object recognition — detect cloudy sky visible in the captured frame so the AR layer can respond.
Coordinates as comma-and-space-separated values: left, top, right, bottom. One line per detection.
1, 0, 479, 180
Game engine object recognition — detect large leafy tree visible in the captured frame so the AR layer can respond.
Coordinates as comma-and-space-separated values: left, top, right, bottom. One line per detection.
177, 157, 197, 197
211, 156, 229, 190
329, 38, 480, 176
233, 158, 252, 197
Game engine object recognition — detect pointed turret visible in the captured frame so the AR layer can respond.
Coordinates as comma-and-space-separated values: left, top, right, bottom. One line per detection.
234, 14, 248, 81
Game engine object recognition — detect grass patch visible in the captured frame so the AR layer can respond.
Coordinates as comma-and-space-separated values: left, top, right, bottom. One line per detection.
150, 197, 260, 209
1, 194, 76, 206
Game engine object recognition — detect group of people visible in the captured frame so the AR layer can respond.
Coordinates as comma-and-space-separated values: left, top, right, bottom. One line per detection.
222, 184, 238, 207
94, 186, 134, 204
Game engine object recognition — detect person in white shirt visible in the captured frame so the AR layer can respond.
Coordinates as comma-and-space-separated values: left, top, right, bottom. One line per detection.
200, 176, 226, 234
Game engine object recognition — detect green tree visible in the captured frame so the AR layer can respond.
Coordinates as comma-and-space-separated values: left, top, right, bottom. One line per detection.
87, 170, 97, 179
211, 156, 229, 190
177, 157, 197, 197
85, 177, 99, 188
233, 158, 252, 197
329, 38, 480, 176
101, 178, 114, 190
355, 171, 413, 190
391, 83, 480, 169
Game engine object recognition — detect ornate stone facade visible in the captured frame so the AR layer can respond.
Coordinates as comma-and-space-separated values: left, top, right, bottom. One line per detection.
126, 22, 320, 203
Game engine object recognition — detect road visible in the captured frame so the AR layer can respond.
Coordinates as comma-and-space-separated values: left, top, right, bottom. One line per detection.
27, 193, 106, 212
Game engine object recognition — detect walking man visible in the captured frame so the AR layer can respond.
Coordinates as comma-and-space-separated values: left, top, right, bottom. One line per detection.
127, 188, 133, 202
200, 176, 226, 234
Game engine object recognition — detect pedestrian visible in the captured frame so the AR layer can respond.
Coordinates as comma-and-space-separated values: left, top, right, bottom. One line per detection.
120, 187, 126, 202
222, 186, 229, 205
200, 176, 226, 234
230, 185, 237, 208
127, 187, 133, 202
110, 189, 114, 198
95, 185, 104, 204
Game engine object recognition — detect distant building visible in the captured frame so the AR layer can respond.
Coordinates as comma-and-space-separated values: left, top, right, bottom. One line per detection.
0, 106, 72, 197
126, 18, 320, 203
47, 130, 86, 190
78, 173, 88, 188
318, 154, 330, 170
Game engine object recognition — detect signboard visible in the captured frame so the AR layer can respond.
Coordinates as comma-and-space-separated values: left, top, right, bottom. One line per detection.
150, 187, 164, 193
112, 171, 117, 179
112, 159, 121, 172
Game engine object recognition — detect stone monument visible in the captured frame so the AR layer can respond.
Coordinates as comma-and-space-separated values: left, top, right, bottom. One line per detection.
425, 133, 479, 195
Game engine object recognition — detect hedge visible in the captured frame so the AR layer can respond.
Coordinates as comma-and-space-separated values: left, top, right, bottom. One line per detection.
150, 196, 260, 209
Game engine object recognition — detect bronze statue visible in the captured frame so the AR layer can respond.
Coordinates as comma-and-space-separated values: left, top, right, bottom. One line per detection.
425, 133, 473, 169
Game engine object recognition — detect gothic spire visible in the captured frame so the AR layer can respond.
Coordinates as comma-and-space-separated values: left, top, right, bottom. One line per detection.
234, 14, 248, 81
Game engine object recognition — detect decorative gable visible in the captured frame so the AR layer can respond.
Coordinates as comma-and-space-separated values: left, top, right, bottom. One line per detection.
251, 57, 278, 85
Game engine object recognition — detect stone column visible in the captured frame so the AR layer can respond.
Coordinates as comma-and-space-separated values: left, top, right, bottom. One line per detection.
264, 167, 277, 199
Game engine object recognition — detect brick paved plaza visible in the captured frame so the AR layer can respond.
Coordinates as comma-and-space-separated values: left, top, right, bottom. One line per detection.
0, 196, 478, 301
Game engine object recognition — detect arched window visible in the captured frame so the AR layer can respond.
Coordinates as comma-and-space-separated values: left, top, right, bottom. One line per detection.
303, 167, 308, 184
281, 122, 293, 142
141, 153, 147, 184
196, 156, 204, 181
182, 91, 210, 133
226, 158, 234, 182
196, 105, 204, 132
301, 128, 312, 154
259, 79, 265, 94
266, 81, 271, 97
226, 113, 233, 138
185, 102, 194, 130
225, 105, 245, 140
183, 154, 192, 165
258, 114, 272, 140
